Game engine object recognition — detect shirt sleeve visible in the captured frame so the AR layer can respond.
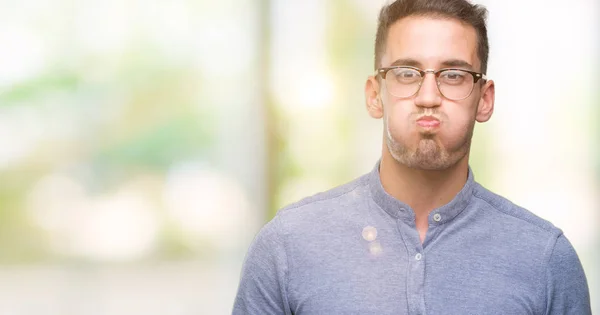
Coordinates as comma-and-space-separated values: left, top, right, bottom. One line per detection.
232, 215, 291, 315
545, 234, 591, 315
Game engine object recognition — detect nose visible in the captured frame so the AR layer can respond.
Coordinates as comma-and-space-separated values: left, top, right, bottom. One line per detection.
414, 71, 442, 108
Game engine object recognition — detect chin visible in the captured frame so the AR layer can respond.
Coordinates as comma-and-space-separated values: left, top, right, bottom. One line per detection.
417, 129, 440, 138
410, 160, 454, 171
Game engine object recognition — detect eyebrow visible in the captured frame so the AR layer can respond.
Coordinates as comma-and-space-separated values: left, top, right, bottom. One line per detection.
389, 58, 421, 68
440, 59, 474, 70
388, 58, 474, 70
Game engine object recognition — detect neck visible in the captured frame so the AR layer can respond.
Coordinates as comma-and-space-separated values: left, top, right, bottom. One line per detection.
379, 148, 469, 221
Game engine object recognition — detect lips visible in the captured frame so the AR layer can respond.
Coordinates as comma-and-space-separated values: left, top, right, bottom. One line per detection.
416, 116, 440, 128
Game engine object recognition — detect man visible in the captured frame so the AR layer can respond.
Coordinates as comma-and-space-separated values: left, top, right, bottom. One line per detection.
233, 0, 591, 314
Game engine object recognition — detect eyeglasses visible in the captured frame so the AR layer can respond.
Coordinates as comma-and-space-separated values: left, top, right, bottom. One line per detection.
376, 66, 487, 101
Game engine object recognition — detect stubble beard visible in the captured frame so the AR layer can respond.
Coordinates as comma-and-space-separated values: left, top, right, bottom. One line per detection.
385, 119, 475, 171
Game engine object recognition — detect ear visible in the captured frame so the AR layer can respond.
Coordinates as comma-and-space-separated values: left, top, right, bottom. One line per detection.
476, 79, 495, 123
365, 75, 383, 119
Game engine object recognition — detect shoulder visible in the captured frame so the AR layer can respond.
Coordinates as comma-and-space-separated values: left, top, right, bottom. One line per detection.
275, 173, 371, 221
471, 182, 562, 237
255, 172, 374, 243
470, 182, 591, 310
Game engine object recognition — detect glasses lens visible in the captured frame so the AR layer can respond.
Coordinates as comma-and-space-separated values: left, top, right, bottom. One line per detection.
437, 69, 474, 100
385, 68, 421, 98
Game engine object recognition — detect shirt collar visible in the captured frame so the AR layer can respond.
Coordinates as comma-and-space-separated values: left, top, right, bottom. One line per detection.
368, 160, 475, 225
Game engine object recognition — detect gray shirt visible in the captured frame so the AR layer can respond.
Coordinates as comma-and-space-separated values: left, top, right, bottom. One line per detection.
233, 163, 591, 314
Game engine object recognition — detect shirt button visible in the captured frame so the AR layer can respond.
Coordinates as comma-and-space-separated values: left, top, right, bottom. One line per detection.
433, 213, 442, 222
415, 253, 422, 261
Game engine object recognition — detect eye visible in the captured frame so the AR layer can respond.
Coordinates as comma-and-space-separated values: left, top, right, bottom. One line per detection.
390, 68, 421, 83
439, 70, 467, 85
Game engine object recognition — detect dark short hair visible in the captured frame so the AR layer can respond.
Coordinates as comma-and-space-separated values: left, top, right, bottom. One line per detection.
374, 0, 489, 73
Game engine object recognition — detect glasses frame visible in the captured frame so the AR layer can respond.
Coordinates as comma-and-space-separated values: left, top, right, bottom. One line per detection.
376, 66, 487, 101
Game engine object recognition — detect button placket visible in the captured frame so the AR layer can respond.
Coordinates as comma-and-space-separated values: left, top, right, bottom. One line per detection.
397, 217, 426, 315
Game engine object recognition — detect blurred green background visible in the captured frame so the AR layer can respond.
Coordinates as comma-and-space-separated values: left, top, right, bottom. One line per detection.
0, 0, 597, 314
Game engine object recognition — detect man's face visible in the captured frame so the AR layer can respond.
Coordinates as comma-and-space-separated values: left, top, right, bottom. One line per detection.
366, 16, 494, 171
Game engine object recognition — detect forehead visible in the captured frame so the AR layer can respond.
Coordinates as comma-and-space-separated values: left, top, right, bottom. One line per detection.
382, 16, 479, 70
